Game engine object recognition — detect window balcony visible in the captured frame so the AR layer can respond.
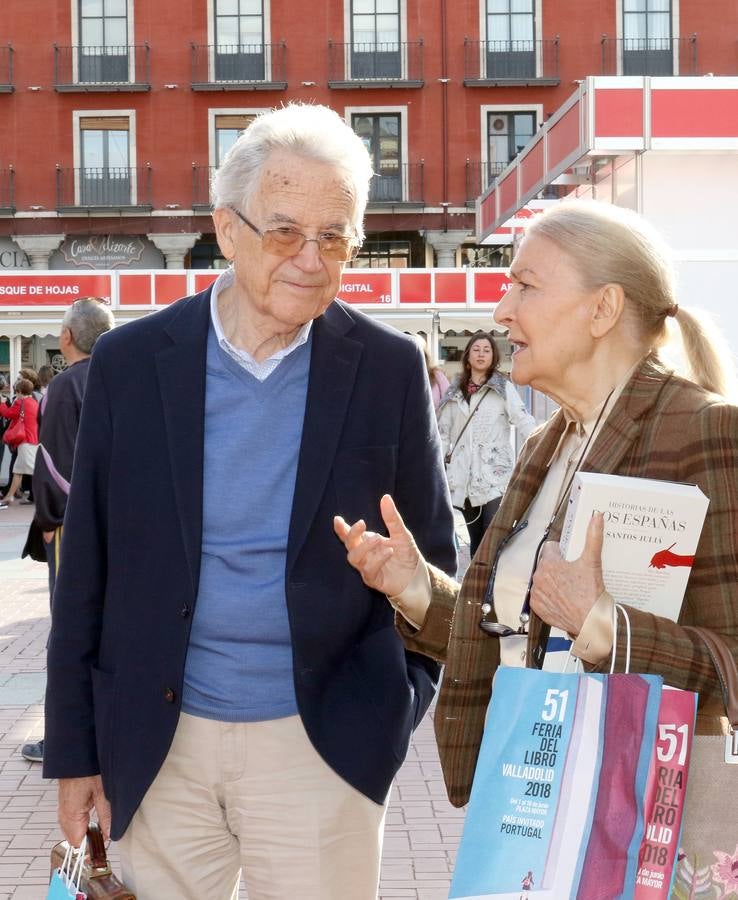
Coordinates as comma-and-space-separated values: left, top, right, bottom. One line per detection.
0, 45, 13, 92
465, 160, 508, 204
600, 35, 698, 76
192, 165, 215, 212
327, 41, 424, 88
367, 162, 424, 207
0, 168, 15, 214
56, 166, 153, 213
464, 37, 560, 86
54, 44, 150, 91
190, 43, 287, 90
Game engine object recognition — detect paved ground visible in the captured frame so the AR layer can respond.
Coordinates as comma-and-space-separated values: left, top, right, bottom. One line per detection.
0, 501, 470, 899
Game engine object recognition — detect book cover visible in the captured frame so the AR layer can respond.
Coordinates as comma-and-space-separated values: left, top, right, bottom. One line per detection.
559, 473, 709, 622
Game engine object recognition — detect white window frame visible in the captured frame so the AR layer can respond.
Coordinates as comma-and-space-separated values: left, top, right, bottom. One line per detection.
207, 0, 272, 82
345, 105, 409, 203
615, 0, 679, 75
480, 103, 543, 186
479, 0, 542, 78
72, 109, 137, 206
343, 0, 407, 80
70, 0, 136, 83
208, 107, 264, 169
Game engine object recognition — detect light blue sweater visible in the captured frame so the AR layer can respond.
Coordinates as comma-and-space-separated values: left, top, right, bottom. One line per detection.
181, 324, 311, 721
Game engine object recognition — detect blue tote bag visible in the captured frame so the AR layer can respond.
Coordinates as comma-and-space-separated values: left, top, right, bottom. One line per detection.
449, 664, 663, 899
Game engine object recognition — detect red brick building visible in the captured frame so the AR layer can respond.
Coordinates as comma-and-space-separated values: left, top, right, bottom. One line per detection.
1, 0, 736, 286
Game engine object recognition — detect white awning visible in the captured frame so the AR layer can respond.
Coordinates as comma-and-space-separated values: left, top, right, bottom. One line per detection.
374, 313, 434, 334
438, 312, 497, 334
0, 318, 63, 338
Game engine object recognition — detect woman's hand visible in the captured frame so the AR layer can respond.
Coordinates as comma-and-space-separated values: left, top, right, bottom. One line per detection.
334, 494, 422, 598
529, 513, 606, 636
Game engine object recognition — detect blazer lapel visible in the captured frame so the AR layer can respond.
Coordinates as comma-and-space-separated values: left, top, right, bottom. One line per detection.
287, 303, 362, 571
155, 291, 210, 597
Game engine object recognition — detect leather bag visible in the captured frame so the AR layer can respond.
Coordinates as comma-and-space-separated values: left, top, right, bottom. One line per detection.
2, 399, 25, 448
671, 627, 738, 897
50, 824, 136, 900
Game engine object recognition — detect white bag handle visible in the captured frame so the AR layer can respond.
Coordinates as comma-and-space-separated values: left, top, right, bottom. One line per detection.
63, 834, 87, 894
610, 602, 632, 674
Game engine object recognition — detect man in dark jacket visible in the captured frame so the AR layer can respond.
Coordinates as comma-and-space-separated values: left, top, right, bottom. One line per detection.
43, 104, 455, 900
20, 298, 114, 763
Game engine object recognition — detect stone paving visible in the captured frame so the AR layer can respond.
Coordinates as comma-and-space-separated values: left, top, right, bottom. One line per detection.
0, 502, 470, 899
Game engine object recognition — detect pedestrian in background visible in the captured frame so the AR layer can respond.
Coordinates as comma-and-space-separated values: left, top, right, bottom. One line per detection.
38, 364, 56, 396
44, 103, 455, 900
437, 330, 535, 557
0, 375, 10, 485
20, 297, 114, 764
0, 377, 38, 508
414, 333, 450, 410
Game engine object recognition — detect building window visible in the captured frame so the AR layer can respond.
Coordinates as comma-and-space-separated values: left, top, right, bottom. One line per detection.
352, 113, 401, 202
214, 113, 256, 165
351, 0, 401, 79
79, 116, 131, 205
623, 0, 672, 75
487, 111, 536, 177
214, 0, 265, 81
486, 0, 535, 78
79, 0, 129, 83
350, 239, 411, 268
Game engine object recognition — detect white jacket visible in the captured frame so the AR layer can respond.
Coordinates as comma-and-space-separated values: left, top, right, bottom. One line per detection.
437, 372, 536, 507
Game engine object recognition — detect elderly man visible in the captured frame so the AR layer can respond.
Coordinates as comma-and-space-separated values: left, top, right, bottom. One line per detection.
20, 298, 114, 764
44, 103, 455, 900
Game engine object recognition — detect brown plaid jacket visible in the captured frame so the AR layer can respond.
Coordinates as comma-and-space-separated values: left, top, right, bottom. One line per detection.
398, 355, 738, 807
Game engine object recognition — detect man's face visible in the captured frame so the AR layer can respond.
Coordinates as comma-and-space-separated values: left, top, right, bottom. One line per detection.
215, 149, 358, 335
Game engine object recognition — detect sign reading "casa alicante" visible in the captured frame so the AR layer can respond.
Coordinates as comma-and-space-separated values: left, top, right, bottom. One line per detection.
60, 235, 146, 269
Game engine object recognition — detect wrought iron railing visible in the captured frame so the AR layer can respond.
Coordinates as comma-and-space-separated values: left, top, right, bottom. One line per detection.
192, 165, 215, 210
327, 40, 424, 83
0, 168, 15, 212
54, 44, 150, 89
465, 161, 509, 202
368, 162, 424, 205
0, 45, 13, 91
600, 35, 698, 76
190, 42, 287, 87
464, 37, 559, 82
56, 166, 152, 210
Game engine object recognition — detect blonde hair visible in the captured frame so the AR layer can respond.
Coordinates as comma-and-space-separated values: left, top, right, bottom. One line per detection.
526, 200, 737, 399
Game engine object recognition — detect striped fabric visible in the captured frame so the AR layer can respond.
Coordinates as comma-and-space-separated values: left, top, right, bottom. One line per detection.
398, 354, 738, 807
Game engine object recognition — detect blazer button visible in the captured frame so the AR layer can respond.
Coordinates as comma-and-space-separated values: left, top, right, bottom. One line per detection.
180, 604, 190, 618
163, 688, 176, 703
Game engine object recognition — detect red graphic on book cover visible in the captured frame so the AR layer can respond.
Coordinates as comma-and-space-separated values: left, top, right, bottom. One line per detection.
649, 544, 695, 570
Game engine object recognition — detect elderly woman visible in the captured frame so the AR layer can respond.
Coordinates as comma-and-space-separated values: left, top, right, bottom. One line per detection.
335, 200, 738, 875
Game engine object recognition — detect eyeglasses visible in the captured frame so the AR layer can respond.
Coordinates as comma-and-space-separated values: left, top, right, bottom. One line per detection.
229, 207, 361, 261
479, 522, 551, 638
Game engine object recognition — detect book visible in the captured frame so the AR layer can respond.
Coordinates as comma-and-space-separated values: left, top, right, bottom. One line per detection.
559, 472, 709, 622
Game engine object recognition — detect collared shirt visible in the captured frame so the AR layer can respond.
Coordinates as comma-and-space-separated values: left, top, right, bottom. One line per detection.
209, 267, 313, 382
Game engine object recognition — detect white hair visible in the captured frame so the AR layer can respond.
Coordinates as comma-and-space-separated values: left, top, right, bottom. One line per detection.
211, 103, 374, 241
62, 299, 115, 354
525, 200, 737, 399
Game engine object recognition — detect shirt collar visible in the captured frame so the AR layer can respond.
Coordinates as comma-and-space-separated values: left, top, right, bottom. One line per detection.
209, 267, 313, 371
547, 356, 644, 467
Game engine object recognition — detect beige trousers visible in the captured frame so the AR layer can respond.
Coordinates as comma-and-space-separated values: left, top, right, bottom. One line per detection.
117, 713, 388, 900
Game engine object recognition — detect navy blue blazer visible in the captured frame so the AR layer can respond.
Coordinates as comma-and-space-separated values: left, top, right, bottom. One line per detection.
43, 288, 456, 840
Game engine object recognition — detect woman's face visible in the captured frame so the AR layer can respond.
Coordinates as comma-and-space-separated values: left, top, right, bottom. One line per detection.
493, 233, 598, 397
467, 338, 494, 379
